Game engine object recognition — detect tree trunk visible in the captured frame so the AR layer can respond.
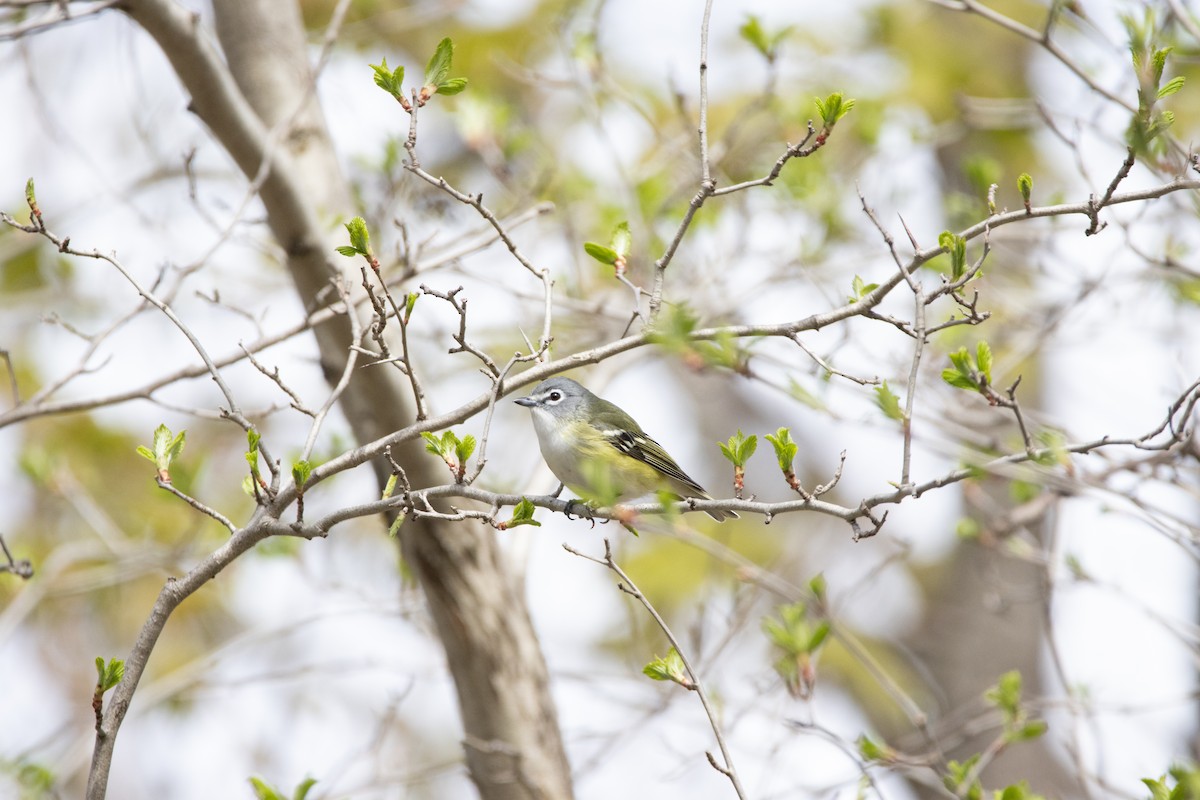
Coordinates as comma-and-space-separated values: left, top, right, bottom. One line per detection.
121, 1, 574, 796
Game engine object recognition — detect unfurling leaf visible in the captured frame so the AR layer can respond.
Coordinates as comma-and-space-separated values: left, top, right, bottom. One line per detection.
425, 37, 455, 88
815, 92, 855, 128
584, 242, 619, 266
94, 657, 124, 693
718, 430, 757, 467
370, 58, 405, 98
643, 647, 691, 688
764, 427, 798, 473
501, 497, 542, 529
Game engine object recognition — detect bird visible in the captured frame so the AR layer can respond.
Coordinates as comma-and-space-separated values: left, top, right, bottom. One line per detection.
515, 377, 737, 521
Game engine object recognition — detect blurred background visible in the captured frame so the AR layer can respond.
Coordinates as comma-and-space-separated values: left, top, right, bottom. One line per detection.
1, 0, 1198, 798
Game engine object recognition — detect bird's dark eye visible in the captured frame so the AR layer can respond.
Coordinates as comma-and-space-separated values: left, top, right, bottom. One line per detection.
547, 390, 563, 403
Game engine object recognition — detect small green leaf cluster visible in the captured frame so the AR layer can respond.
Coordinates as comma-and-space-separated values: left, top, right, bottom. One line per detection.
1017, 173, 1033, 212
857, 734, 897, 764
815, 93, 855, 130
249, 775, 317, 800
243, 430, 267, 499
942, 341, 993, 393
846, 274, 879, 304
764, 427, 797, 473
499, 497, 542, 530
713, 426, 808, 493
944, 755, 984, 800
985, 670, 1048, 744
1143, 763, 1200, 800
336, 216, 373, 260
422, 429, 476, 482
291, 460, 314, 493
94, 657, 124, 694
762, 601, 829, 698
135, 423, 186, 483
938, 231, 969, 281
1124, 10, 1184, 154
642, 646, 691, 688
583, 221, 631, 273
720, 430, 756, 497
718, 430, 757, 467
370, 38, 468, 112
739, 14, 792, 62
647, 305, 747, 373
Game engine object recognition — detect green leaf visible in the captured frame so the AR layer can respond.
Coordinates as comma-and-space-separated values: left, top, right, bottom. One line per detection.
382, 473, 398, 499
404, 291, 419, 319
976, 341, 993, 384
421, 430, 446, 456
94, 657, 124, 692
293, 777, 318, 800
942, 369, 976, 390
956, 517, 981, 539
942, 347, 980, 391
857, 734, 887, 762
370, 58, 405, 97
249, 777, 286, 800
787, 379, 826, 410
874, 380, 905, 421
136, 445, 155, 463
944, 756, 984, 800
814, 92, 855, 128
642, 647, 689, 686
504, 497, 542, 529
938, 231, 967, 280
762, 602, 827, 657
388, 512, 406, 537
1142, 778, 1171, 800
985, 670, 1023, 718
739, 15, 771, 57
808, 620, 831, 650
437, 77, 468, 95
152, 423, 172, 459
847, 274, 879, 303
335, 245, 358, 258
808, 572, 827, 601
1158, 75, 1185, 99
1017, 172, 1033, 203
719, 430, 757, 467
764, 427, 798, 472
24, 177, 36, 207
610, 221, 632, 259
291, 459, 313, 489
343, 216, 371, 257
425, 37, 455, 88
584, 241, 619, 265
166, 430, 186, 464
455, 433, 477, 466
1010, 720, 1048, 742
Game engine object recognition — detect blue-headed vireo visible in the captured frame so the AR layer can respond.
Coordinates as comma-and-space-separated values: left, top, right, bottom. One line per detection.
515, 377, 737, 521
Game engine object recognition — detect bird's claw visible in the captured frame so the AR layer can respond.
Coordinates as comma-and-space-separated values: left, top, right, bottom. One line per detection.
564, 499, 597, 528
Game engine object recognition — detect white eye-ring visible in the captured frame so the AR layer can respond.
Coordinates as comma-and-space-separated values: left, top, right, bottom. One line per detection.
547, 390, 563, 403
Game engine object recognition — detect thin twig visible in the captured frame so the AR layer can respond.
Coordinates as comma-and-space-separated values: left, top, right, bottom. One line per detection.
563, 539, 748, 799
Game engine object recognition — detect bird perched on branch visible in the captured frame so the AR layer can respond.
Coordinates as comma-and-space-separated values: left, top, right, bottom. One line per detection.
515, 377, 737, 521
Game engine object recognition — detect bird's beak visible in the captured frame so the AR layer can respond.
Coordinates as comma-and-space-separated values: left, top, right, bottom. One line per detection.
514, 395, 536, 407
